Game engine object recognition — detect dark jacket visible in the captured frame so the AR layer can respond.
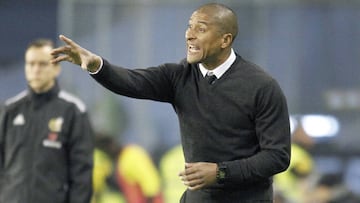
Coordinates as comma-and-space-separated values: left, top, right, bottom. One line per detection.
0, 83, 94, 203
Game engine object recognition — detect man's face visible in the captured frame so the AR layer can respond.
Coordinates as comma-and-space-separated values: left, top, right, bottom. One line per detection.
185, 10, 225, 69
25, 46, 60, 93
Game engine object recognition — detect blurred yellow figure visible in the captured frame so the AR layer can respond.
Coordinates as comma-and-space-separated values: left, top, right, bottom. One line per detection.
92, 149, 125, 203
93, 149, 112, 194
274, 125, 314, 203
94, 133, 164, 203
159, 144, 187, 203
115, 144, 163, 203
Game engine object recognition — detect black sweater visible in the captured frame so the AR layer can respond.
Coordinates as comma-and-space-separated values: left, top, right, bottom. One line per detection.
92, 55, 291, 201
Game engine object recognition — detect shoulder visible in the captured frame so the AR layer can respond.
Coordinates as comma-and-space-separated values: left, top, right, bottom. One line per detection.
157, 59, 197, 85
159, 58, 196, 71
57, 90, 87, 113
241, 57, 273, 80
234, 56, 279, 88
162, 59, 200, 78
4, 90, 28, 107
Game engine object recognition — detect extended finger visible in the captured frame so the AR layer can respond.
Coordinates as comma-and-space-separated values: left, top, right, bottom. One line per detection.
59, 35, 80, 48
51, 45, 72, 56
51, 54, 71, 64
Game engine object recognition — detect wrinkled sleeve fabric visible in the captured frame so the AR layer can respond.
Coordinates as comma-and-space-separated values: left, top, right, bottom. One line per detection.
224, 80, 291, 185
91, 59, 177, 103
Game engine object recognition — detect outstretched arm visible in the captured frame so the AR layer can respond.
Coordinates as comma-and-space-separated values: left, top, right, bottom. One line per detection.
51, 35, 102, 73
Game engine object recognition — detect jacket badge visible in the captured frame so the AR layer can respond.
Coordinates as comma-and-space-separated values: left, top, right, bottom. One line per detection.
13, 113, 25, 126
43, 117, 64, 149
48, 117, 63, 133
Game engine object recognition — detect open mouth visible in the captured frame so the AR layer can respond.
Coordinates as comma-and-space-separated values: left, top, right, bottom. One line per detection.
188, 45, 200, 53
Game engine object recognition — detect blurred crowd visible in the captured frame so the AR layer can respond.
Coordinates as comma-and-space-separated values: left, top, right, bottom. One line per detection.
91, 132, 185, 203
92, 123, 360, 203
273, 123, 360, 203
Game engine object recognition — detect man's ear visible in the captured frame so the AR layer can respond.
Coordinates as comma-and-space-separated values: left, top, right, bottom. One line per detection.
221, 33, 233, 48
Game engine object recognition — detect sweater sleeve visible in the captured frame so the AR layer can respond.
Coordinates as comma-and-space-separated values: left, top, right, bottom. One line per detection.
91, 59, 177, 103
224, 80, 291, 185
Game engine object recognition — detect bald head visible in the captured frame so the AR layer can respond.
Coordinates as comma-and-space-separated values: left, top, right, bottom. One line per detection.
195, 3, 238, 43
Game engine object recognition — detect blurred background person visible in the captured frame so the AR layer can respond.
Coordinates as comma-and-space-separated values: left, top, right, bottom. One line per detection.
307, 173, 360, 203
92, 148, 125, 203
159, 144, 186, 203
95, 133, 164, 203
274, 122, 315, 203
0, 39, 94, 203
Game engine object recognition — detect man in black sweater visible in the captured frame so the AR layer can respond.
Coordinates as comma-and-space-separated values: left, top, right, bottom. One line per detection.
52, 3, 291, 202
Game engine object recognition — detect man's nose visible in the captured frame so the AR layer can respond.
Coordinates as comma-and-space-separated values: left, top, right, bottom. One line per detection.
31, 64, 43, 72
185, 29, 195, 40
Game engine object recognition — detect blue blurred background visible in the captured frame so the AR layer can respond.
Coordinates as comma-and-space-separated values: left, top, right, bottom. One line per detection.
1, 0, 360, 197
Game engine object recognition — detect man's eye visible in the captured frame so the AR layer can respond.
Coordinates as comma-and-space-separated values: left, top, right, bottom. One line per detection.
39, 62, 49, 67
198, 28, 206, 32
